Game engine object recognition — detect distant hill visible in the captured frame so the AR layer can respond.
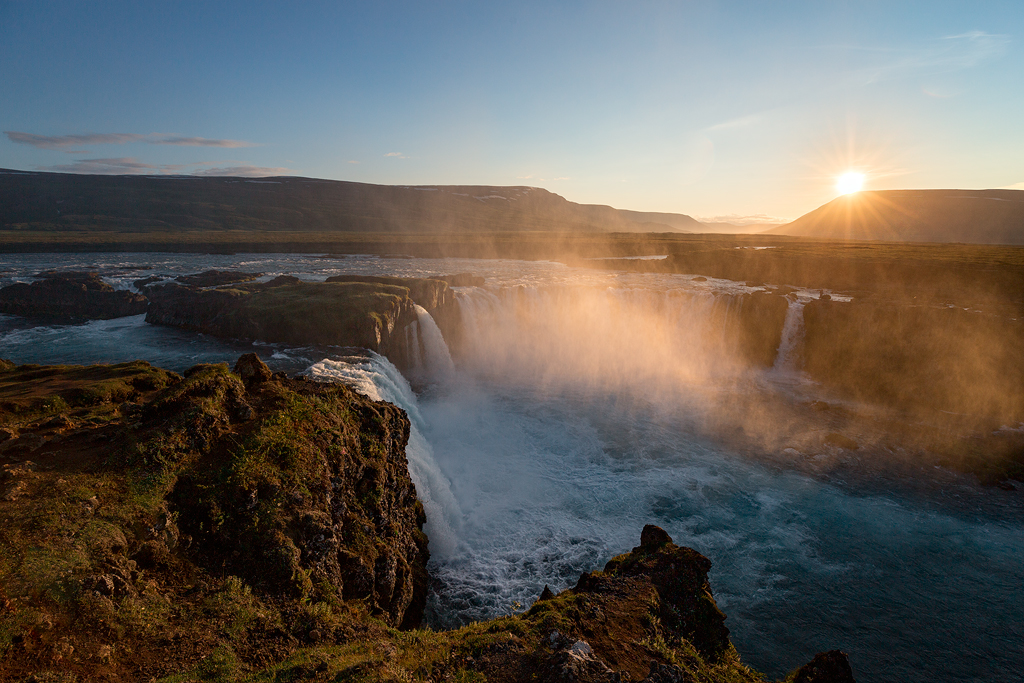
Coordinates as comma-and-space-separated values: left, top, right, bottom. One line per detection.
767, 189, 1024, 244
698, 221, 784, 234
0, 170, 697, 234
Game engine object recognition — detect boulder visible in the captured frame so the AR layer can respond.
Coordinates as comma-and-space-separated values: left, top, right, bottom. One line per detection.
640, 524, 672, 548
234, 353, 273, 385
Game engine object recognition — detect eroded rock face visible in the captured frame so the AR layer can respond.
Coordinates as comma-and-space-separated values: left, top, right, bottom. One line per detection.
163, 361, 429, 627
0, 272, 148, 320
590, 526, 730, 663
143, 279, 416, 353
323, 275, 464, 345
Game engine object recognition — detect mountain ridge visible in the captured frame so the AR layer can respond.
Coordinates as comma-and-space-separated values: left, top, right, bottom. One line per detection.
768, 189, 1024, 244
0, 169, 700, 234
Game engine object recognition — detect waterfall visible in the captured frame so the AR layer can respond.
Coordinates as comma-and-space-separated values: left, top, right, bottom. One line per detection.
772, 297, 806, 373
303, 351, 460, 555
453, 284, 747, 392
412, 304, 455, 380
405, 320, 423, 371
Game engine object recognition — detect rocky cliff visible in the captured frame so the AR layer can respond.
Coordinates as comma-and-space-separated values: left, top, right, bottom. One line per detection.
0, 354, 429, 680
144, 278, 418, 358
0, 356, 854, 682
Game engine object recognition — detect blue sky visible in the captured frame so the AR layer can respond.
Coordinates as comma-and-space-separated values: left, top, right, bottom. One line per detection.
2, 1, 1022, 220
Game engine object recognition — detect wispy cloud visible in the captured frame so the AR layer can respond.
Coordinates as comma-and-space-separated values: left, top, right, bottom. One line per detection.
846, 31, 1011, 85
384, 152, 408, 158
6, 131, 259, 152
707, 114, 759, 132
40, 158, 176, 174
149, 136, 257, 148
7, 132, 147, 150
347, 160, 360, 164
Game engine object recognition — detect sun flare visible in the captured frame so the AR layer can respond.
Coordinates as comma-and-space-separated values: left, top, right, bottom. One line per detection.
837, 172, 864, 195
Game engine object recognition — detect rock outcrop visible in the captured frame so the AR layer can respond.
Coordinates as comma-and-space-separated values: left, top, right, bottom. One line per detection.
164, 356, 429, 628
173, 269, 263, 287
325, 275, 454, 312
789, 650, 856, 683
0, 271, 148, 320
0, 355, 431, 681
143, 277, 417, 354
142, 274, 466, 373
324, 274, 464, 347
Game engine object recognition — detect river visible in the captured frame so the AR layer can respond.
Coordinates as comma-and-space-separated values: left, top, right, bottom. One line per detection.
1, 252, 1022, 682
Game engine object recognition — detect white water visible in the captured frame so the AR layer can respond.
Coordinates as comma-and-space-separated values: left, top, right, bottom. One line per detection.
410, 304, 455, 382
1, 253, 1021, 682
303, 352, 460, 556
772, 296, 806, 374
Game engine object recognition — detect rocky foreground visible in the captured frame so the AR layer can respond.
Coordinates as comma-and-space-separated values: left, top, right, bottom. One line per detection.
0, 355, 853, 682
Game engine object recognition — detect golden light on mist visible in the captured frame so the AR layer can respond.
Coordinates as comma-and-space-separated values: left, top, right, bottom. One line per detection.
836, 172, 864, 195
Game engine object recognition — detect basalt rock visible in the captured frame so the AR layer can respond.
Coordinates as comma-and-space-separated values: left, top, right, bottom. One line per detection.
790, 650, 856, 683
144, 275, 463, 374
0, 272, 148, 320
726, 290, 790, 367
233, 352, 273, 385
174, 269, 263, 287
324, 274, 457, 316
145, 279, 417, 355
597, 529, 730, 662
164, 362, 429, 628
323, 274, 464, 343
437, 272, 486, 287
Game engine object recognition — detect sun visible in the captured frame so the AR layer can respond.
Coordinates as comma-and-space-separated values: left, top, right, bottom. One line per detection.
836, 172, 864, 195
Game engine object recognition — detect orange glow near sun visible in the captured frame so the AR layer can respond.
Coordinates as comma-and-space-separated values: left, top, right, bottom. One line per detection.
836, 172, 864, 195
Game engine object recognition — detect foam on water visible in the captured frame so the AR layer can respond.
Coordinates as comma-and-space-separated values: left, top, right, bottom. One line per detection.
416, 380, 1024, 681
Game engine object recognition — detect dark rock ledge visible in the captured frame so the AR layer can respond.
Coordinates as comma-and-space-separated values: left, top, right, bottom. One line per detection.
0, 271, 147, 320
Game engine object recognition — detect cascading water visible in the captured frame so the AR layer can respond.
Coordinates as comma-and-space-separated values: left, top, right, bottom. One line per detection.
410, 304, 455, 381
1, 252, 1021, 683
772, 295, 806, 374
453, 284, 749, 394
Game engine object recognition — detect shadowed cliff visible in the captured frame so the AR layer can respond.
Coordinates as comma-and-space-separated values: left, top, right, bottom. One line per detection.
0, 170, 701, 235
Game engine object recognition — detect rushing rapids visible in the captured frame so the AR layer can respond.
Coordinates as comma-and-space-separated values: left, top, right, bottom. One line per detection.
1, 253, 1022, 682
